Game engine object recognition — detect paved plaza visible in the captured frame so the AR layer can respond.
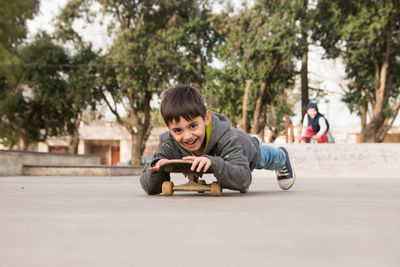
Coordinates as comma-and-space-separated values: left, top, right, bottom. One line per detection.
1, 172, 400, 267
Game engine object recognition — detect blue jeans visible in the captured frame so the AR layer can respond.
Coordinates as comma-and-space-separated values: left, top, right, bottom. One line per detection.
256, 145, 286, 170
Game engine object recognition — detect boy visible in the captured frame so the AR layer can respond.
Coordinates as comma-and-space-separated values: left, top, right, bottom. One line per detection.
140, 85, 295, 195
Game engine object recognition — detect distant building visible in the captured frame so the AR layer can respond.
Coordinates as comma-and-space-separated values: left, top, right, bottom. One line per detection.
37, 119, 167, 166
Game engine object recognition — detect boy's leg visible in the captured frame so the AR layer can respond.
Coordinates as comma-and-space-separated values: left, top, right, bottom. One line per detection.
302, 126, 316, 143
256, 145, 286, 170
256, 145, 296, 190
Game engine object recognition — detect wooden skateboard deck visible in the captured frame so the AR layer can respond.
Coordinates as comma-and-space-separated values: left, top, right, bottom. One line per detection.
159, 159, 222, 196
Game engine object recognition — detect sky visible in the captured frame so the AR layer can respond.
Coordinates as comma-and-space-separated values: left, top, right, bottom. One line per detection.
26, 0, 363, 127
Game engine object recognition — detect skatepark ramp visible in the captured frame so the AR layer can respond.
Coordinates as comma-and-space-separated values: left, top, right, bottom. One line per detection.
282, 143, 400, 178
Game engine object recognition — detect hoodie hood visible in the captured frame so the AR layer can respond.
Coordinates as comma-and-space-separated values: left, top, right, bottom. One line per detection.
203, 111, 231, 155
306, 102, 319, 112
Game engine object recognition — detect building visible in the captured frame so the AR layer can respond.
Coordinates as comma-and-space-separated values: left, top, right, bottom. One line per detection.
37, 119, 167, 166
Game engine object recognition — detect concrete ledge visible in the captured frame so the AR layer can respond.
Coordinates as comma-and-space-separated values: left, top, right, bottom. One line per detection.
0, 150, 100, 176
22, 165, 143, 176
4, 144, 400, 178
283, 143, 400, 178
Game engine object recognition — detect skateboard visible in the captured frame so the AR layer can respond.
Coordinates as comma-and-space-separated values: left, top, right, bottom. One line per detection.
159, 159, 221, 196
159, 159, 249, 196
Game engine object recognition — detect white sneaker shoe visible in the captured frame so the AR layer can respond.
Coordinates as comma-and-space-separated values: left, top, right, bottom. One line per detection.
275, 146, 296, 190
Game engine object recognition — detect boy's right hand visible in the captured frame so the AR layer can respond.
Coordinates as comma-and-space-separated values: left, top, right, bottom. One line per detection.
149, 159, 167, 172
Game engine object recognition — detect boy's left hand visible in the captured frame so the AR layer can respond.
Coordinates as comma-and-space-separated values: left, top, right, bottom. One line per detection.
182, 156, 211, 173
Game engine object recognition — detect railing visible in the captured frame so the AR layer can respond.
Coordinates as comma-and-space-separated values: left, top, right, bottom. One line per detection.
285, 115, 295, 143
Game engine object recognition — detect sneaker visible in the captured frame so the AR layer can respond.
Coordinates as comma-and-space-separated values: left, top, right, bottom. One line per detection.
251, 135, 262, 145
275, 146, 296, 190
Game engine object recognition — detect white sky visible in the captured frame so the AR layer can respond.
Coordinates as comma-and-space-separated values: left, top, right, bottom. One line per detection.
26, 0, 363, 127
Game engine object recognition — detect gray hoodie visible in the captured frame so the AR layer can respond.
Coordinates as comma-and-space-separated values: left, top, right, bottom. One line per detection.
139, 111, 261, 194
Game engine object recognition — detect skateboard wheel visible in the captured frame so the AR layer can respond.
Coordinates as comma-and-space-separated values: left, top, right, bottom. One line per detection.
197, 180, 206, 193
210, 182, 222, 196
240, 188, 249, 194
162, 181, 174, 196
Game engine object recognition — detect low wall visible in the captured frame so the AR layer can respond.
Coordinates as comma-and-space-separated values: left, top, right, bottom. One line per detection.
22, 165, 143, 176
282, 143, 400, 178
2, 144, 400, 178
0, 150, 100, 176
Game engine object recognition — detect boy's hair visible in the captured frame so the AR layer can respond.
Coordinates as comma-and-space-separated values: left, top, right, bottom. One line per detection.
160, 85, 207, 125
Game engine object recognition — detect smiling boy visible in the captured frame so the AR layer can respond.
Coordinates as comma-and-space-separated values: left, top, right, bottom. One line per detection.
140, 85, 295, 195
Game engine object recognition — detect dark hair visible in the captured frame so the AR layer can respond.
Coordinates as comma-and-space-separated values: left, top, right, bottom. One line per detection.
160, 85, 207, 125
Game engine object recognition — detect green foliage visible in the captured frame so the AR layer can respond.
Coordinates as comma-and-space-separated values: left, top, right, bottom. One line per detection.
313, 0, 400, 141
0, 0, 39, 93
55, 0, 222, 162
0, 32, 99, 149
204, 0, 297, 135
0, 0, 39, 46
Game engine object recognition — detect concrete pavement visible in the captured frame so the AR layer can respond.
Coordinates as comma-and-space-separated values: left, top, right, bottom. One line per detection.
1, 172, 399, 267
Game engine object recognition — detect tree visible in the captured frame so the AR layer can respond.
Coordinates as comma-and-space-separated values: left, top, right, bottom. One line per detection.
0, 0, 39, 82
173, 0, 221, 90
313, 0, 400, 142
57, 0, 220, 164
0, 0, 40, 148
204, 0, 297, 142
0, 32, 99, 150
1, 33, 69, 149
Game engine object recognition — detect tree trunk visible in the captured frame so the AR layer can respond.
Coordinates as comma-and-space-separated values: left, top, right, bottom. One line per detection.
301, 50, 309, 119
268, 106, 278, 143
240, 79, 252, 132
129, 91, 152, 165
359, 93, 368, 132
18, 136, 29, 151
8, 140, 15, 150
251, 82, 267, 134
300, 0, 309, 120
68, 116, 81, 154
130, 132, 144, 165
269, 131, 278, 143
258, 107, 267, 140
68, 128, 80, 154
194, 0, 203, 89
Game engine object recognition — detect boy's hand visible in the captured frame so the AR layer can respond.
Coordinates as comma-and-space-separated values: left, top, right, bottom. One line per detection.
149, 158, 167, 172
182, 156, 211, 173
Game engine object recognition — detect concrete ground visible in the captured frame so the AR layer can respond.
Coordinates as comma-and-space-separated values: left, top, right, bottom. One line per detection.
1, 172, 399, 267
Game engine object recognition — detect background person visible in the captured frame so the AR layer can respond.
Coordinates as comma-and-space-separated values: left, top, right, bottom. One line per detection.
301, 102, 333, 143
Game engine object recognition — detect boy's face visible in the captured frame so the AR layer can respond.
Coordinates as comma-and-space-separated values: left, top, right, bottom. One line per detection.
307, 108, 317, 118
167, 110, 211, 156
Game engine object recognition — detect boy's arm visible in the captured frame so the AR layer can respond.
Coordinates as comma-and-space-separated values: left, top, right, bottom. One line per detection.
206, 136, 252, 192
140, 139, 174, 195
140, 160, 170, 195
317, 117, 328, 137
